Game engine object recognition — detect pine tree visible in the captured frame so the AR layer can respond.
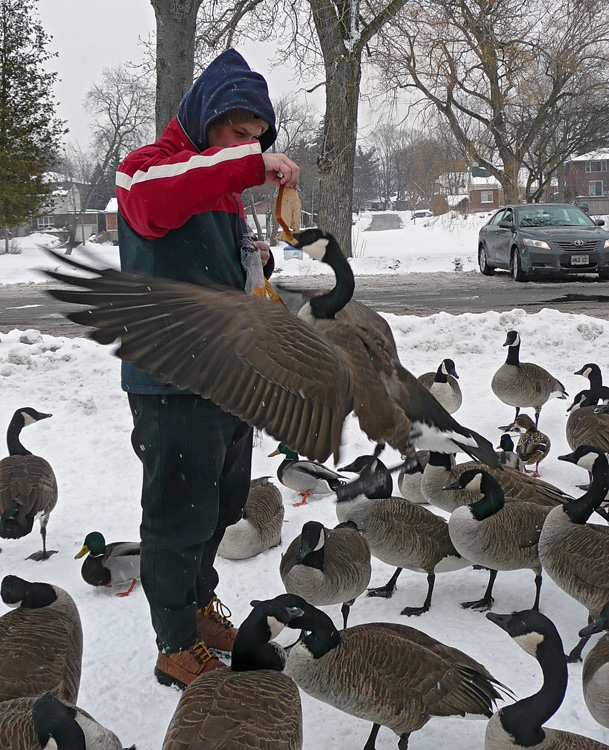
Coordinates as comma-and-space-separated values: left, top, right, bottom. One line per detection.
0, 0, 65, 251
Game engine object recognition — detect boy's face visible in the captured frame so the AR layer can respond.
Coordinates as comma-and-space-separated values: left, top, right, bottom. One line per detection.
208, 121, 265, 148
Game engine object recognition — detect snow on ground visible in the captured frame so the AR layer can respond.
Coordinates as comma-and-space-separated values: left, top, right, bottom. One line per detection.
1, 214, 609, 749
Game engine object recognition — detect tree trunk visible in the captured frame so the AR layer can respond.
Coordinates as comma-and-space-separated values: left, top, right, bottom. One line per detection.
317, 54, 361, 258
151, 0, 202, 138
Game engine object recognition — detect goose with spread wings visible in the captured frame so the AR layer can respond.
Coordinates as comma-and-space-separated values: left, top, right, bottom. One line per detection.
44, 229, 496, 467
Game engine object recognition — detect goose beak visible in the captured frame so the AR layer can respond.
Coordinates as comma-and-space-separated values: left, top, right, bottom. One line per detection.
442, 479, 461, 491
557, 453, 576, 464
486, 612, 511, 631
579, 617, 607, 638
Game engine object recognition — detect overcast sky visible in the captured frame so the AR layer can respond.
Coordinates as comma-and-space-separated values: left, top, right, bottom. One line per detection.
36, 0, 328, 148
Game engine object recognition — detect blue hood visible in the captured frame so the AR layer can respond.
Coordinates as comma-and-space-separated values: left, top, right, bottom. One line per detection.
177, 49, 277, 153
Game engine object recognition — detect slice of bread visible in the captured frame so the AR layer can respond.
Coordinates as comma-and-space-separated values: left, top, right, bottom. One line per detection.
275, 186, 302, 244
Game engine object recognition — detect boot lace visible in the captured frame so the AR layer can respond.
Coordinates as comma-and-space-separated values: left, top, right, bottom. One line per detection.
202, 596, 233, 628
190, 641, 215, 665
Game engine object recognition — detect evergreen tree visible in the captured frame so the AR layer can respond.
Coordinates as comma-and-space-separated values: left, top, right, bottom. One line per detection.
0, 0, 65, 251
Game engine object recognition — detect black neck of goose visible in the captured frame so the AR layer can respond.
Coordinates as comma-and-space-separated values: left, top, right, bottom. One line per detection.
231, 609, 286, 672
499, 631, 567, 746
434, 365, 449, 383
428, 451, 453, 469
565, 455, 609, 524
506, 342, 520, 366
308, 238, 355, 319
299, 545, 324, 571
6, 412, 30, 456
587, 368, 603, 390
470, 475, 505, 519
23, 583, 58, 609
301, 608, 342, 658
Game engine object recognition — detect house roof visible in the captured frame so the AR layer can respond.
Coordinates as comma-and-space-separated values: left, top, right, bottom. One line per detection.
570, 150, 609, 162
105, 198, 118, 213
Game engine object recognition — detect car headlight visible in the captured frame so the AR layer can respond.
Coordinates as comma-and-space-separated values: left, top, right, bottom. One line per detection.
604, 239, 609, 249
523, 238, 551, 250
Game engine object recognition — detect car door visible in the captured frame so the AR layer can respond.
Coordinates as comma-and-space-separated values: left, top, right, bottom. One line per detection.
482, 209, 506, 265
493, 207, 515, 267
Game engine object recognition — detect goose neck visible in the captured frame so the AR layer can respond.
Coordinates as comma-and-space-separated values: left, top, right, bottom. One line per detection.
7, 414, 30, 456
309, 239, 355, 319
231, 610, 285, 672
505, 342, 520, 366
565, 457, 609, 524
470, 479, 505, 520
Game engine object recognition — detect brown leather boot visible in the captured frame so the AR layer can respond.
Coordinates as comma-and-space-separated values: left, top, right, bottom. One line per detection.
196, 596, 239, 655
155, 641, 225, 689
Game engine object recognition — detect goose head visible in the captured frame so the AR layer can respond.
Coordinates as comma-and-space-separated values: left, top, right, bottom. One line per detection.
335, 450, 393, 502
32, 695, 88, 750
487, 609, 559, 660
1, 575, 57, 609
579, 601, 609, 639
575, 363, 602, 381
503, 330, 520, 348
443, 467, 485, 493
11, 407, 52, 429
75, 531, 107, 559
558, 444, 606, 474
295, 521, 326, 564
441, 358, 459, 378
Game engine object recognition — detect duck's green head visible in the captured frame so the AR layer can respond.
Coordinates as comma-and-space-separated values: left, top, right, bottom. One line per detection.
75, 531, 106, 559
268, 444, 299, 460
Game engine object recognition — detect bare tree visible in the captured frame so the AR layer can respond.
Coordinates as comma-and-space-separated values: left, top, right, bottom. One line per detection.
374, 0, 609, 204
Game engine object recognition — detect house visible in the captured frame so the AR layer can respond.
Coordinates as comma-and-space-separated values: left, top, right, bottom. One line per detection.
566, 151, 609, 214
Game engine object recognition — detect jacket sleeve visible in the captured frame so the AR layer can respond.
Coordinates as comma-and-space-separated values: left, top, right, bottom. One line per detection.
116, 140, 266, 239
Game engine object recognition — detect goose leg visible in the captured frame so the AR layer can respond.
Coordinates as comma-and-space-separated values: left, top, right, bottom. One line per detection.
401, 573, 435, 616
367, 568, 403, 599
398, 733, 410, 749
567, 633, 590, 663
532, 572, 542, 611
363, 723, 381, 750
341, 601, 353, 629
534, 409, 540, 428
461, 569, 497, 611
27, 526, 58, 561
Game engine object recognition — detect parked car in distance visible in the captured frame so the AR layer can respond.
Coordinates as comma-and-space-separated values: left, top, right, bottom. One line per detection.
478, 203, 609, 281
413, 209, 433, 219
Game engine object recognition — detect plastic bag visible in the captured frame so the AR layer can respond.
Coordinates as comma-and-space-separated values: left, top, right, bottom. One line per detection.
241, 235, 267, 297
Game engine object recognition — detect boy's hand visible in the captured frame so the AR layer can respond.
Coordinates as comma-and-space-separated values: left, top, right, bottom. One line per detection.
254, 240, 271, 266
262, 153, 299, 189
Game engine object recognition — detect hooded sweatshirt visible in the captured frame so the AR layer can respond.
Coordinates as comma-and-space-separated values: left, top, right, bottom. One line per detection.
116, 49, 277, 394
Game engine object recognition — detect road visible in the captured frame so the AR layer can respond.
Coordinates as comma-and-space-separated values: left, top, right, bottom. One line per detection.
2, 271, 609, 338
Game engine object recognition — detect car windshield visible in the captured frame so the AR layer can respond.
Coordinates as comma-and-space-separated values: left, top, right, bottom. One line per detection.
517, 206, 596, 228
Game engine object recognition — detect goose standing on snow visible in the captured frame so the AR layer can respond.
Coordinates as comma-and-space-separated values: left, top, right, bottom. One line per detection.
45, 231, 498, 468
218, 477, 284, 559
486, 609, 609, 750
0, 694, 133, 750
0, 407, 58, 560
336, 452, 470, 616
578, 601, 609, 729
506, 414, 550, 477
75, 531, 141, 596
443, 469, 551, 611
566, 389, 609, 454
0, 575, 82, 703
280, 519, 371, 628
269, 444, 345, 506
538, 446, 609, 661
417, 358, 462, 414
280, 595, 504, 750
162, 598, 303, 750
491, 330, 567, 428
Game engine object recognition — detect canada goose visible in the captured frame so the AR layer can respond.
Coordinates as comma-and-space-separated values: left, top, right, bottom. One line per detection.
566, 389, 609, 453
335, 298, 399, 358
575, 362, 609, 402
417, 358, 462, 414
268, 444, 345, 506
397, 450, 429, 504
0, 575, 82, 703
0, 407, 58, 560
280, 519, 371, 628
280, 596, 504, 750
75, 531, 140, 596
218, 477, 284, 559
443, 469, 551, 611
336, 454, 469, 616
495, 434, 523, 471
421, 452, 570, 513
578, 601, 609, 728
486, 609, 609, 750
0, 694, 133, 750
506, 414, 550, 477
491, 330, 567, 428
538, 446, 609, 661
162, 598, 303, 750
45, 235, 498, 468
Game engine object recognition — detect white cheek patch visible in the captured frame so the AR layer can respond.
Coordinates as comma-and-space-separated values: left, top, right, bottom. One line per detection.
465, 473, 483, 492
21, 412, 37, 426
578, 453, 597, 472
313, 529, 325, 552
301, 237, 329, 261
513, 631, 544, 657
267, 615, 285, 640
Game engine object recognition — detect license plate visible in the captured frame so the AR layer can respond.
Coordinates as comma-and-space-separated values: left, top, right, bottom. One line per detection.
571, 255, 589, 265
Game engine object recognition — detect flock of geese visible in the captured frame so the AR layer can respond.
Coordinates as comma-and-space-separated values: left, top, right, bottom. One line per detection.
1, 227, 609, 747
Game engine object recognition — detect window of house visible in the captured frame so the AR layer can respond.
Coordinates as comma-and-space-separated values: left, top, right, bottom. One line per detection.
585, 161, 607, 173
589, 181, 604, 197
480, 191, 494, 203
37, 216, 54, 229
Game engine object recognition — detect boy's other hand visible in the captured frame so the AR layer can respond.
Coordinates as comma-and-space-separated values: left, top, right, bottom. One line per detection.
262, 153, 299, 189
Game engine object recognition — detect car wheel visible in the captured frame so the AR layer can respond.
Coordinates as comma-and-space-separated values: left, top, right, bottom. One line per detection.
599, 269, 609, 281
511, 248, 528, 282
479, 244, 494, 276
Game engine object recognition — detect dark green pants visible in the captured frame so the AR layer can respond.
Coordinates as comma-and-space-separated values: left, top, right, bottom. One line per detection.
128, 393, 253, 653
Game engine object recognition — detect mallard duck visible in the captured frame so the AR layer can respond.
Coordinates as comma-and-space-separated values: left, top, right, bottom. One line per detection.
0, 407, 58, 560
75, 531, 140, 597
486, 609, 609, 750
444, 469, 551, 611
538, 446, 609, 661
506, 414, 550, 477
217, 477, 284, 559
0, 694, 133, 750
162, 598, 303, 750
417, 358, 462, 414
495, 433, 523, 470
269, 444, 345, 506
336, 453, 469, 616
0, 575, 82, 703
45, 232, 498, 467
280, 595, 504, 750
578, 602, 609, 729
280, 519, 371, 628
491, 330, 567, 427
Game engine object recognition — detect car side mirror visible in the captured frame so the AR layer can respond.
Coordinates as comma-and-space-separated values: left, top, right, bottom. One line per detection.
498, 220, 512, 229
596, 219, 605, 226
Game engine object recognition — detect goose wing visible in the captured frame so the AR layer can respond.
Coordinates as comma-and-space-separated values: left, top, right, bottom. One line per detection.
45, 255, 352, 463
0, 456, 57, 517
